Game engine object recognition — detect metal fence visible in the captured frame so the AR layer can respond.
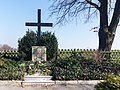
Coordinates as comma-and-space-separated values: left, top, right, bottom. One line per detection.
57, 49, 120, 63
0, 49, 120, 63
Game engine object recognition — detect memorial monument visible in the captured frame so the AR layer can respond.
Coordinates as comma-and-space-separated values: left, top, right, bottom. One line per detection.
25, 9, 53, 62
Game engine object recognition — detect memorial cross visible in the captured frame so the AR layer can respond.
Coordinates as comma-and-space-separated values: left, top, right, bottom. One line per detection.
25, 9, 53, 45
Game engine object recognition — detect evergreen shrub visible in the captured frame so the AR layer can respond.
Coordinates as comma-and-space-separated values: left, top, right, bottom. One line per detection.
95, 75, 120, 90
0, 58, 24, 80
18, 30, 37, 60
18, 31, 58, 61
51, 52, 120, 80
0, 68, 24, 80
80, 60, 120, 80
51, 52, 83, 80
41, 31, 58, 60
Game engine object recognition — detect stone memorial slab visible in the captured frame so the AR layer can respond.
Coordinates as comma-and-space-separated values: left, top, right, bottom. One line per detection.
32, 46, 46, 62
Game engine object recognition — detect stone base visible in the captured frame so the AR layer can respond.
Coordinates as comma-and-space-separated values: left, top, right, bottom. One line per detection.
22, 75, 54, 86
21, 80, 54, 87
24, 75, 53, 81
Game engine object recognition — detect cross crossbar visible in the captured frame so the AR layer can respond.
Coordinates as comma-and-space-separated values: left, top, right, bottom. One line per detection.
26, 23, 53, 27
25, 9, 53, 45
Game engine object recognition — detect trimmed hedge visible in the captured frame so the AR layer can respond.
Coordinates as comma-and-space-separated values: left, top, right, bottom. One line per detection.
51, 54, 120, 80
80, 60, 120, 80
0, 68, 24, 80
0, 58, 24, 80
51, 58, 82, 80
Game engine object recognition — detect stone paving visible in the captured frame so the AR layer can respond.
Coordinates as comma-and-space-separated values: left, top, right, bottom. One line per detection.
0, 73, 101, 90
0, 81, 96, 90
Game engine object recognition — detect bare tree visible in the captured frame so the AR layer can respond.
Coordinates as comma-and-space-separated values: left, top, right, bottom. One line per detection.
0, 44, 16, 50
50, 0, 120, 51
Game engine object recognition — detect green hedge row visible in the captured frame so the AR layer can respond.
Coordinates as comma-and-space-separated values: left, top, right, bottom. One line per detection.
0, 68, 24, 80
0, 58, 24, 80
51, 58, 82, 80
79, 60, 120, 80
51, 55, 120, 80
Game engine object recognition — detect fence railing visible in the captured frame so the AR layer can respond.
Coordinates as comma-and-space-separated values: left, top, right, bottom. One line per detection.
57, 49, 120, 63
0, 49, 120, 63
0, 50, 19, 60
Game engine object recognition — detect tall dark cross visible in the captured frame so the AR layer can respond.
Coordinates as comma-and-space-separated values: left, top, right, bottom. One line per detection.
25, 9, 53, 45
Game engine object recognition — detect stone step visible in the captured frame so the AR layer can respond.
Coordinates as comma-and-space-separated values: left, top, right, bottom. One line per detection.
21, 80, 54, 85
24, 75, 52, 81
22, 75, 54, 86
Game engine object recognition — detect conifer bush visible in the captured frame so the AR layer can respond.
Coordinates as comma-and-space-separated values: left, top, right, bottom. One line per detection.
18, 30, 37, 60
41, 31, 58, 60
18, 31, 58, 61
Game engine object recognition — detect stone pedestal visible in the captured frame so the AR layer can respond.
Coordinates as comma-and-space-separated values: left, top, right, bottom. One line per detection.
22, 74, 54, 86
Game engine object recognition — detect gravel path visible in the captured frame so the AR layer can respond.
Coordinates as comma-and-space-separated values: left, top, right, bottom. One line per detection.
0, 81, 96, 90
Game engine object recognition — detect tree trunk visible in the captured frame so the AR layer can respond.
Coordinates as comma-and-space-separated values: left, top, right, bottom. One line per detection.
98, 0, 120, 51
98, 0, 120, 61
98, 0, 110, 51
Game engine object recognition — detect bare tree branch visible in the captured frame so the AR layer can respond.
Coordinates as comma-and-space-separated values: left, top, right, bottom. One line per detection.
50, 0, 120, 51
50, 0, 100, 25
109, 0, 120, 32
85, 0, 100, 10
